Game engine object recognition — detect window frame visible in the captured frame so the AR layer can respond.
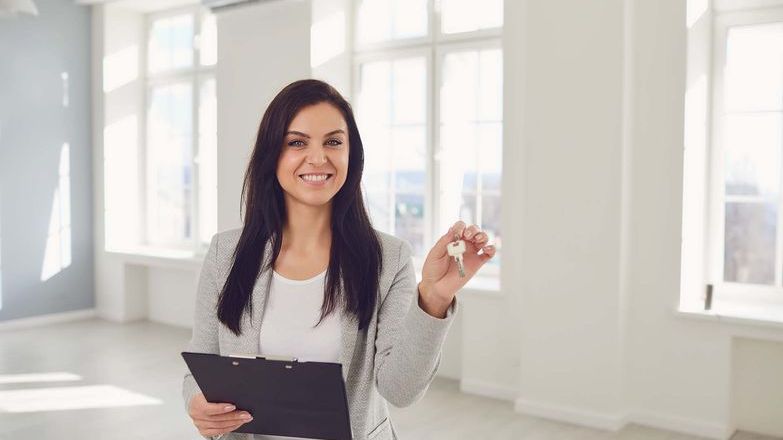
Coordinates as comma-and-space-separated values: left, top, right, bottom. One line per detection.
352, 46, 434, 271
143, 4, 215, 253
351, 0, 503, 280
709, 7, 783, 306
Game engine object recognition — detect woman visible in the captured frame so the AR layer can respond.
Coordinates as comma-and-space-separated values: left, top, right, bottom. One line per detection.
182, 79, 496, 440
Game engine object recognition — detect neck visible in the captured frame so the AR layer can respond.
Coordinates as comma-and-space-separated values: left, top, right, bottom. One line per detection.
281, 197, 332, 253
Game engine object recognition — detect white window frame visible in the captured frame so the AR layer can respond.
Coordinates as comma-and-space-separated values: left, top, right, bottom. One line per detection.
709, 7, 783, 307
143, 5, 215, 254
351, 0, 503, 280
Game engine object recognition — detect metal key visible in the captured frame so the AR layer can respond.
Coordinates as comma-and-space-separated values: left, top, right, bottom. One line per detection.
447, 239, 466, 277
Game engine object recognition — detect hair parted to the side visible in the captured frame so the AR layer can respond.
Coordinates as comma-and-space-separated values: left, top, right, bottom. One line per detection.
217, 79, 383, 336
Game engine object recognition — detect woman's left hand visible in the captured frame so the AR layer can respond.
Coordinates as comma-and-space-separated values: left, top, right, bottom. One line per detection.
417, 221, 497, 317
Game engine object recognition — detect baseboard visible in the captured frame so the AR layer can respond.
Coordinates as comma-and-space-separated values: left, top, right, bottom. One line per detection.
512, 397, 733, 440
0, 309, 97, 331
627, 410, 734, 440
460, 379, 517, 401
514, 397, 627, 431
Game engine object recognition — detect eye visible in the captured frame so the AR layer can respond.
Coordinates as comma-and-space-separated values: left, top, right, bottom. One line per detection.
287, 139, 305, 147
326, 138, 343, 147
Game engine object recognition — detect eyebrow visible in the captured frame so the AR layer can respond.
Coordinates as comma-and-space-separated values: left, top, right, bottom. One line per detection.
285, 129, 346, 138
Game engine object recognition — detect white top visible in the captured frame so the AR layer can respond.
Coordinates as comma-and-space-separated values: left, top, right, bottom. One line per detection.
254, 269, 343, 440
258, 268, 342, 363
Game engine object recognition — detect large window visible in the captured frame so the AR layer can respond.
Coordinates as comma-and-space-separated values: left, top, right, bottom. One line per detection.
711, 9, 783, 306
144, 6, 217, 252
353, 0, 503, 282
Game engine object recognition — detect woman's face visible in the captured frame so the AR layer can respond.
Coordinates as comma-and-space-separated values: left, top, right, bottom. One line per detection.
276, 102, 350, 208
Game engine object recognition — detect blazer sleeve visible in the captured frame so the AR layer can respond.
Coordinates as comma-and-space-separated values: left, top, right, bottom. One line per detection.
373, 239, 460, 407
181, 233, 224, 440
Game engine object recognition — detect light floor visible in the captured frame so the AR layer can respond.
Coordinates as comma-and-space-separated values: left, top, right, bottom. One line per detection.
0, 319, 777, 440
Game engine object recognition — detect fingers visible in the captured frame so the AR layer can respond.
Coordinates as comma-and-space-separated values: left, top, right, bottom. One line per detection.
480, 244, 497, 260
192, 410, 253, 423
452, 220, 467, 241
431, 221, 467, 259
462, 224, 479, 240
194, 411, 253, 437
201, 402, 237, 417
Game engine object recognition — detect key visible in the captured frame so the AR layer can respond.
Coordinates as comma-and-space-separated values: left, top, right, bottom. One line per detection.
447, 239, 466, 277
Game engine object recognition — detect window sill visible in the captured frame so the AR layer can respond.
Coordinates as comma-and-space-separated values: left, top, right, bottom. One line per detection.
414, 269, 502, 295
675, 303, 783, 331
105, 246, 206, 271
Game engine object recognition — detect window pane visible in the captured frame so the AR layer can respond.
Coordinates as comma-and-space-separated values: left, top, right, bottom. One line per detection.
357, 56, 428, 253
724, 113, 782, 197
481, 193, 501, 268
725, 23, 783, 112
441, 0, 503, 34
393, 0, 428, 39
366, 191, 391, 232
396, 193, 425, 255
459, 192, 477, 226
198, 78, 217, 246
358, 61, 391, 124
441, 51, 478, 123
440, 48, 502, 234
439, 122, 477, 194
147, 82, 193, 245
393, 126, 426, 193
357, 0, 427, 45
199, 13, 217, 66
148, 13, 194, 74
478, 122, 502, 191
393, 58, 426, 124
723, 202, 776, 285
479, 49, 503, 121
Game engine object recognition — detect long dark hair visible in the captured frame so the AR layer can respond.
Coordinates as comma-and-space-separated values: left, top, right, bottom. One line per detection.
217, 79, 383, 336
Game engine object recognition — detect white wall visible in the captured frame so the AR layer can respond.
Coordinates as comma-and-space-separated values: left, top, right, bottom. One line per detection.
215, 0, 312, 231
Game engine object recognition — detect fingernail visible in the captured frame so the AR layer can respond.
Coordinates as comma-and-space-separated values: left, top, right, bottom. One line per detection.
225, 405, 235, 411
242, 413, 252, 420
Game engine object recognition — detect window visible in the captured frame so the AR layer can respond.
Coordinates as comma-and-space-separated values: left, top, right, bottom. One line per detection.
353, 0, 503, 281
144, 7, 217, 252
710, 8, 783, 306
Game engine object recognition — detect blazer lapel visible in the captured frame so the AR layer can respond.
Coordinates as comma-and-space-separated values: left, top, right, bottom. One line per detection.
232, 244, 361, 382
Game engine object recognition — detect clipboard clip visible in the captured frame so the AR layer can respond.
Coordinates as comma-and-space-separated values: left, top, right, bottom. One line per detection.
256, 354, 298, 362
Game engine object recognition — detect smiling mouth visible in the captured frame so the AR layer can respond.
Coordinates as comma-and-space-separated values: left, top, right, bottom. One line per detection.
298, 173, 334, 183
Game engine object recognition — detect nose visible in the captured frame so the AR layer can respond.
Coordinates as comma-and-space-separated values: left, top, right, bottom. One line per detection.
306, 145, 327, 166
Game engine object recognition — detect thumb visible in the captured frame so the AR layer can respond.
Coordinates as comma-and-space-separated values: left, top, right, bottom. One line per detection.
431, 227, 457, 259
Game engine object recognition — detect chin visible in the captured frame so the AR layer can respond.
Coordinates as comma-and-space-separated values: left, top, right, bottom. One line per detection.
294, 194, 335, 207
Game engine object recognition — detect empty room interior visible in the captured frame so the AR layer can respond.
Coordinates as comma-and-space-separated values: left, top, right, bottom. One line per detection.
1, 0, 783, 439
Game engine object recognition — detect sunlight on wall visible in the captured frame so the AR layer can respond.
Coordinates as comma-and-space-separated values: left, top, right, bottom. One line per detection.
686, 0, 709, 29
310, 11, 345, 68
41, 143, 73, 282
0, 372, 82, 384
103, 45, 139, 93
0, 385, 162, 413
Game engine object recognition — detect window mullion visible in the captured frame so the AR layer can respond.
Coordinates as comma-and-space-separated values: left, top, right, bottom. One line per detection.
776, 110, 783, 287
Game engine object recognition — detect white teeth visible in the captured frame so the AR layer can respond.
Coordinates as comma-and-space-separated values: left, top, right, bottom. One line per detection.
300, 174, 330, 182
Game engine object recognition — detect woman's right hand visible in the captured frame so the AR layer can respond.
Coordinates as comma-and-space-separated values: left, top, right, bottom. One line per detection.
188, 392, 254, 437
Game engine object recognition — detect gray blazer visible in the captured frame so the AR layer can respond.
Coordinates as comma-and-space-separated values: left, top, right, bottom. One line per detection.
182, 227, 459, 440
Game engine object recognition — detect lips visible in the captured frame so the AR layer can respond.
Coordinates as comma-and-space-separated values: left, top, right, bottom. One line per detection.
298, 173, 334, 185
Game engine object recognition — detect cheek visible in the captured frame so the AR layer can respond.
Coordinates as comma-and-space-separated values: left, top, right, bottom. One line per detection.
276, 154, 299, 182
335, 149, 350, 175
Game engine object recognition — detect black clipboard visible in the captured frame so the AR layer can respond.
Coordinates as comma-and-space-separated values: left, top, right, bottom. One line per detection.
182, 352, 352, 440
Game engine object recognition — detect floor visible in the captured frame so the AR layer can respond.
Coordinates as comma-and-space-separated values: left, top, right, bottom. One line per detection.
0, 319, 777, 440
